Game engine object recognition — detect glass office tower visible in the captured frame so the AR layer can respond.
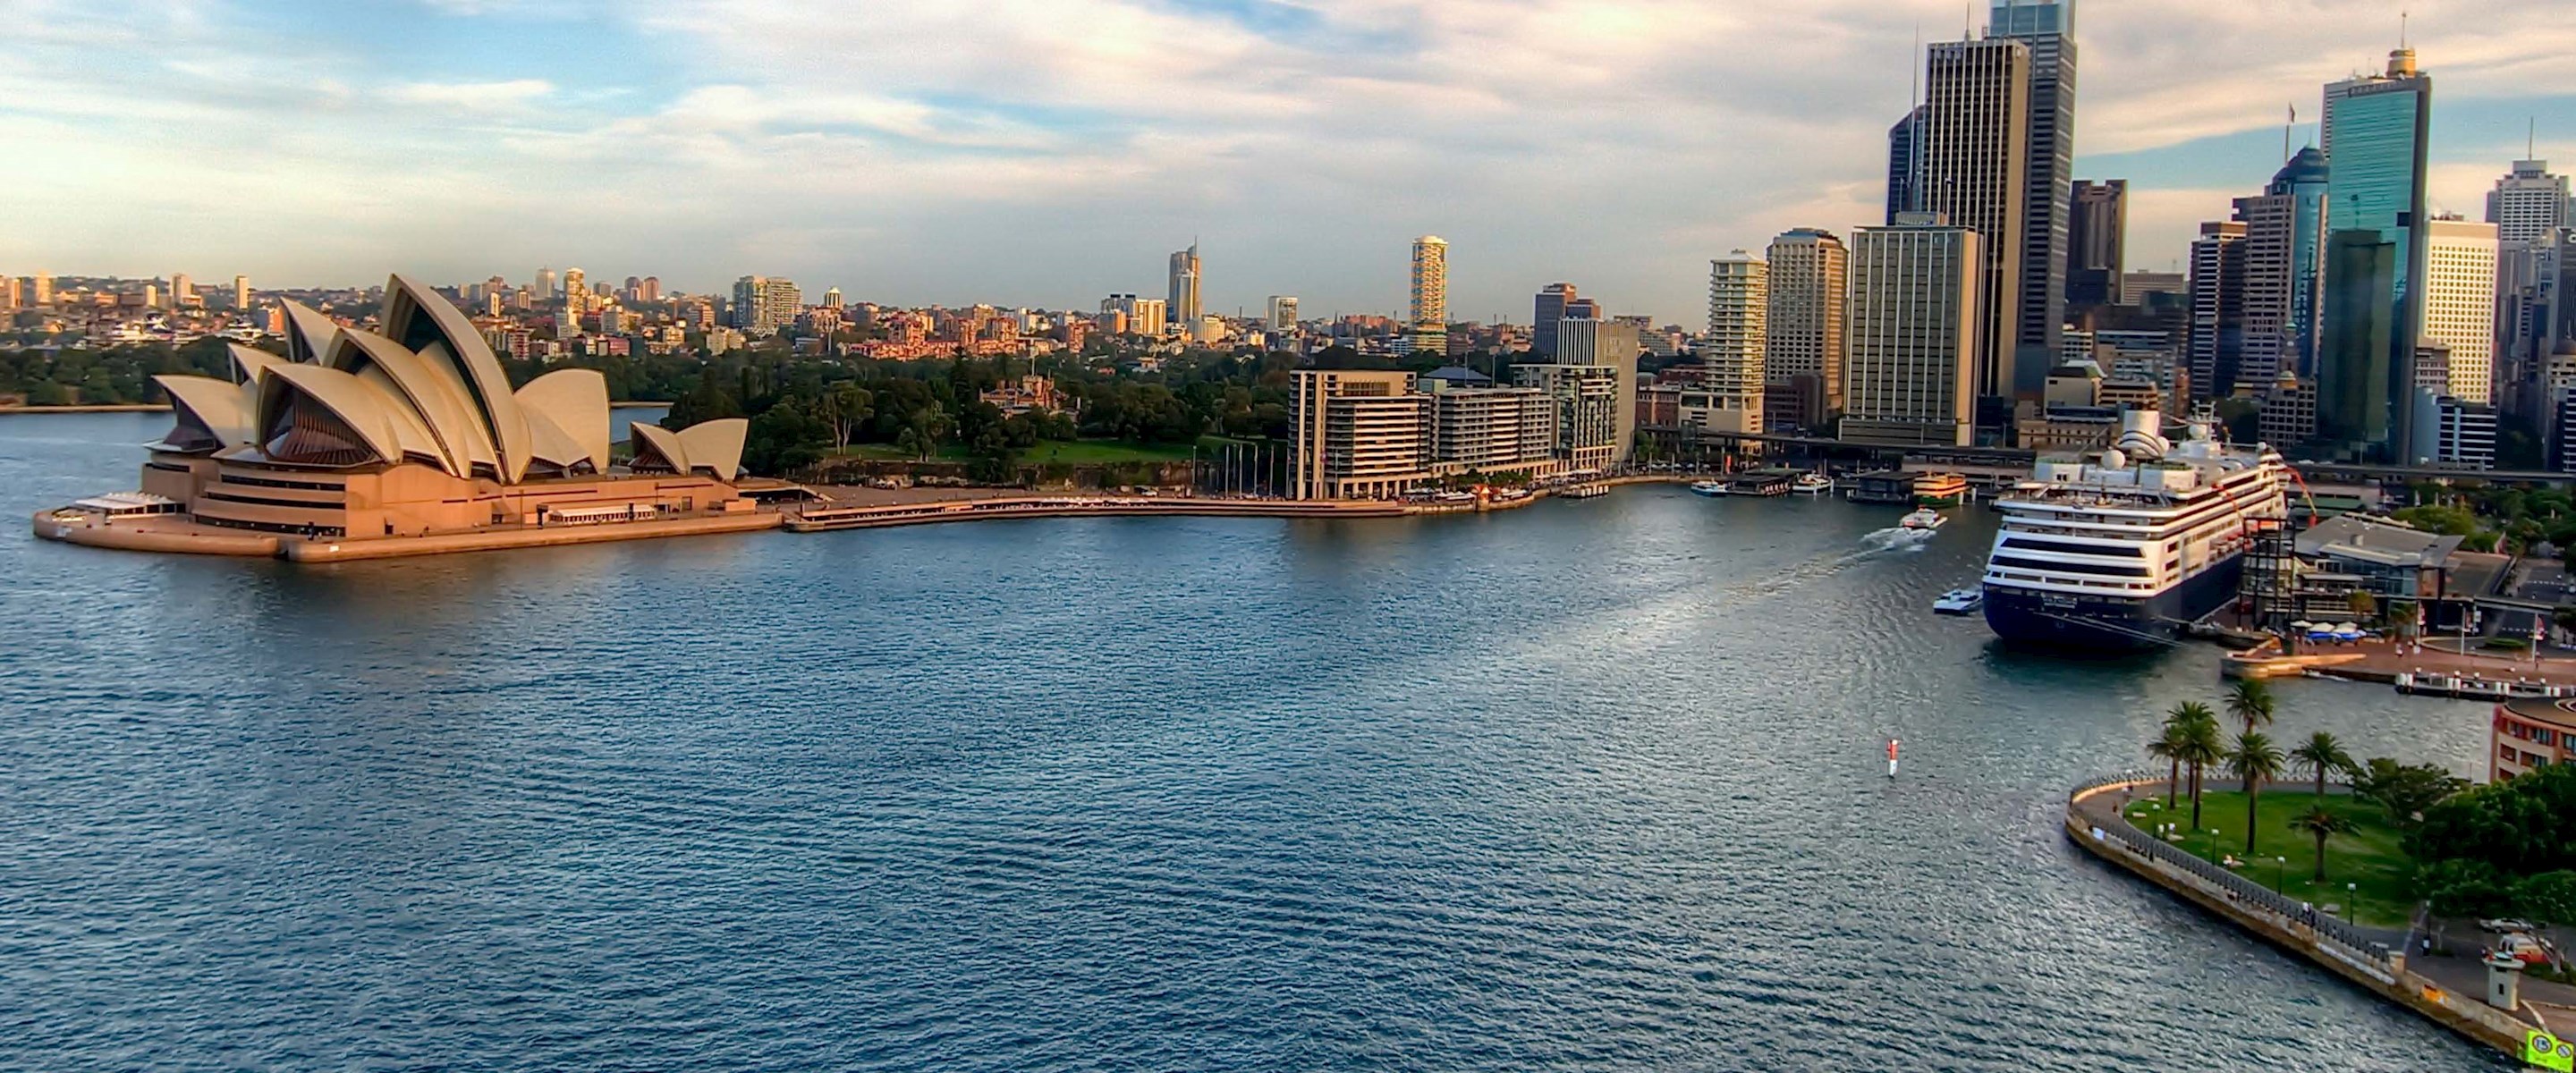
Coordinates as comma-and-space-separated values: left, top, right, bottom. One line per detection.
2321, 49, 2432, 458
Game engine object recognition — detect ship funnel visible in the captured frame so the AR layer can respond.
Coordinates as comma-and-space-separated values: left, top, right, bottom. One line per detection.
2115, 410, 2169, 460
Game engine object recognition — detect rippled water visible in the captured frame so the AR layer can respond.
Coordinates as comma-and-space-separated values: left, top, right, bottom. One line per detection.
0, 413, 2508, 1070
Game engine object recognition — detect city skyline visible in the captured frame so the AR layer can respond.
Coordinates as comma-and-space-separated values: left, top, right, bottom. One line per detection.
3, 1, 2572, 325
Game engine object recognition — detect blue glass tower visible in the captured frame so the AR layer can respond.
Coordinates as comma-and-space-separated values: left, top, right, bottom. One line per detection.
2321, 49, 2432, 459
2268, 148, 2331, 376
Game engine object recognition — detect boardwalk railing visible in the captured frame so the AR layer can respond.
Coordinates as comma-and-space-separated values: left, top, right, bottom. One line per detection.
2068, 778, 2393, 966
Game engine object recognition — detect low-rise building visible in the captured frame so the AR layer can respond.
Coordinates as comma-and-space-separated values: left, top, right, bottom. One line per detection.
2492, 698, 2573, 782
1292, 369, 1431, 500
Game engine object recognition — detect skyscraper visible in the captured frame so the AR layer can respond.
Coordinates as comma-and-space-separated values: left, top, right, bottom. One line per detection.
823, 287, 843, 309
170, 273, 193, 309
1924, 36, 2032, 410
1765, 229, 1849, 426
2487, 158, 2572, 244
1886, 105, 1928, 224
1532, 283, 1577, 359
1267, 296, 1299, 332
0, 275, 17, 310
1410, 236, 1448, 329
536, 267, 557, 299
1167, 244, 1201, 324
2187, 220, 2247, 398
562, 268, 588, 316
2318, 231, 2398, 456
2066, 179, 2125, 311
1548, 318, 1640, 463
2423, 216, 2500, 403
2322, 47, 2433, 458
1988, 0, 2077, 392
640, 277, 662, 303
233, 275, 250, 310
2233, 151, 2330, 393
1696, 251, 1767, 436
31, 273, 51, 306
1843, 216, 1983, 447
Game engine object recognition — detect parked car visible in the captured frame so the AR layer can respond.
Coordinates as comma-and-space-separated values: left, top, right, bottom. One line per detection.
2479, 918, 2539, 934
2493, 933, 2554, 967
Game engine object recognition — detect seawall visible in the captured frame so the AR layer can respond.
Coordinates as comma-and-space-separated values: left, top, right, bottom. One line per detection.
2064, 776, 2538, 1060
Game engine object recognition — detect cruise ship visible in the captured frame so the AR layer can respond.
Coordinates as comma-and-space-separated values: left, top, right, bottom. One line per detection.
1981, 410, 2289, 649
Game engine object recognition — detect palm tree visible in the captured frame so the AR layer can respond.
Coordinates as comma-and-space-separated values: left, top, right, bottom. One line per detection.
2289, 731, 2354, 801
2224, 679, 2276, 737
2167, 702, 2224, 829
2289, 805, 2356, 882
2227, 731, 2286, 854
2148, 722, 2194, 809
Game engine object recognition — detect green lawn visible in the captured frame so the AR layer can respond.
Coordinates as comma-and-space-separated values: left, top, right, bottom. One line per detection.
2123, 790, 2418, 928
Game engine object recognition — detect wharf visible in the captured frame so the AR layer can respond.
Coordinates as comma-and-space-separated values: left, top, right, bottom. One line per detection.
2225, 637, 2576, 698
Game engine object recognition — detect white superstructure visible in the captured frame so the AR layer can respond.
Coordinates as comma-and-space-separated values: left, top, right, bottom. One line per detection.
1981, 410, 2288, 641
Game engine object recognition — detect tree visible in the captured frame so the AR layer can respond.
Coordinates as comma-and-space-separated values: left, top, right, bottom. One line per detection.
822, 384, 874, 452
2167, 702, 2224, 830
2290, 805, 2356, 883
2289, 731, 2355, 802
2414, 858, 2515, 918
2347, 589, 2379, 622
2148, 720, 2196, 809
2224, 679, 2276, 737
2515, 871, 2576, 967
2409, 762, 2576, 875
2228, 731, 2286, 853
2350, 757, 2471, 833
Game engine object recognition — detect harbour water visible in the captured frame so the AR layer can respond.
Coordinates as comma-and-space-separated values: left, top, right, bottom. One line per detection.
0, 413, 2507, 1070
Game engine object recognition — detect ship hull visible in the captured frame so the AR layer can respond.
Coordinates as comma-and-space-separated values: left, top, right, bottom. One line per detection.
1983, 553, 2245, 651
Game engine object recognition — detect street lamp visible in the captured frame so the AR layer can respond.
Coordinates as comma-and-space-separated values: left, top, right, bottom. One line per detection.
2348, 881, 2361, 922
2275, 856, 2287, 894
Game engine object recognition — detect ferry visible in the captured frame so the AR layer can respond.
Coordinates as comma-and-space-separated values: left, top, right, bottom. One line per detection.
1980, 410, 2289, 650
1689, 480, 1729, 497
1933, 588, 1984, 615
1900, 508, 1945, 531
1792, 473, 1835, 495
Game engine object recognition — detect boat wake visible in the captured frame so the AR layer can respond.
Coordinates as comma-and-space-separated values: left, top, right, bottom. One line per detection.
1859, 528, 1938, 553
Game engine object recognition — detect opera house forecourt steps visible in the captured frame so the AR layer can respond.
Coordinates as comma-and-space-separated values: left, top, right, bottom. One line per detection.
32, 274, 767, 561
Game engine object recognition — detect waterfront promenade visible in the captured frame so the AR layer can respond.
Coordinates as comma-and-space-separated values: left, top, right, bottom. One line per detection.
2227, 635, 2576, 692
2066, 776, 2555, 1062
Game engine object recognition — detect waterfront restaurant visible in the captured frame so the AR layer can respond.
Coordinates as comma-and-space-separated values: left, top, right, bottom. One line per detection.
37, 274, 751, 557
2494, 698, 2573, 782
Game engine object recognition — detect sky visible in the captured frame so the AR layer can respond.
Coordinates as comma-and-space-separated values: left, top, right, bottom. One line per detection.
2, 0, 2571, 326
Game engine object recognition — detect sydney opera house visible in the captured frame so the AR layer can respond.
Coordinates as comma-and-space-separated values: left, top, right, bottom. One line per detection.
36, 275, 764, 560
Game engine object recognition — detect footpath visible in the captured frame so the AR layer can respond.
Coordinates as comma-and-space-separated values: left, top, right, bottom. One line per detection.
2065, 776, 2570, 1067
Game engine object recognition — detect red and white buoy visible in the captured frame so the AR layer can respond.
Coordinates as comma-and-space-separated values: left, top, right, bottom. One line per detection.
1887, 738, 1901, 779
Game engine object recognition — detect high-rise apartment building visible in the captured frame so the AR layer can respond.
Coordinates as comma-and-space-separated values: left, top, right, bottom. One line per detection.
1546, 317, 1641, 465
536, 267, 557, 299
233, 275, 251, 310
822, 287, 843, 309
1693, 250, 1767, 437
2423, 216, 2500, 404
731, 275, 801, 336
1167, 244, 1201, 324
1886, 105, 1928, 224
1532, 283, 1578, 359
562, 268, 588, 316
639, 277, 662, 303
2322, 48, 2433, 459
1765, 229, 1849, 427
2066, 179, 2125, 311
1924, 36, 2032, 407
1987, 0, 2077, 391
2187, 220, 2247, 398
169, 274, 193, 309
1842, 216, 1983, 447
1410, 235, 1449, 352
1267, 296, 1299, 332
30, 272, 51, 307
0, 275, 17, 310
2489, 159, 2572, 245
1424, 378, 1557, 473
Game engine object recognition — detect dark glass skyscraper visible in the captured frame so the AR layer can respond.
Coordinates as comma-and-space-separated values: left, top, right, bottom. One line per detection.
1988, 0, 2077, 393
1886, 105, 1928, 224
2066, 179, 2125, 311
1532, 283, 1578, 359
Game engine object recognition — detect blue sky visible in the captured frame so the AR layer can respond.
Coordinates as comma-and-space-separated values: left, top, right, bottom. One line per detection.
2, 0, 2569, 325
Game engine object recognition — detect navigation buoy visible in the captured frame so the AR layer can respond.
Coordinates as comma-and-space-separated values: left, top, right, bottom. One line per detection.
1887, 738, 1901, 779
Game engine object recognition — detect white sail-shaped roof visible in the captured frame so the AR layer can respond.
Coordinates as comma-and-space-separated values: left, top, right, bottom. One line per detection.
279, 301, 343, 366
153, 375, 258, 452
381, 275, 534, 482
514, 369, 611, 474
630, 419, 748, 479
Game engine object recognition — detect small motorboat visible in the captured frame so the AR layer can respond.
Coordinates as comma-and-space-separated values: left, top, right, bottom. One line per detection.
1792, 473, 1835, 495
1689, 480, 1730, 497
1900, 508, 1946, 531
1933, 587, 1983, 615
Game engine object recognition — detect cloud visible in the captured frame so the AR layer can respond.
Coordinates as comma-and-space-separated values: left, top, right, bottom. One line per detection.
384, 79, 555, 113
0, 0, 2568, 318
